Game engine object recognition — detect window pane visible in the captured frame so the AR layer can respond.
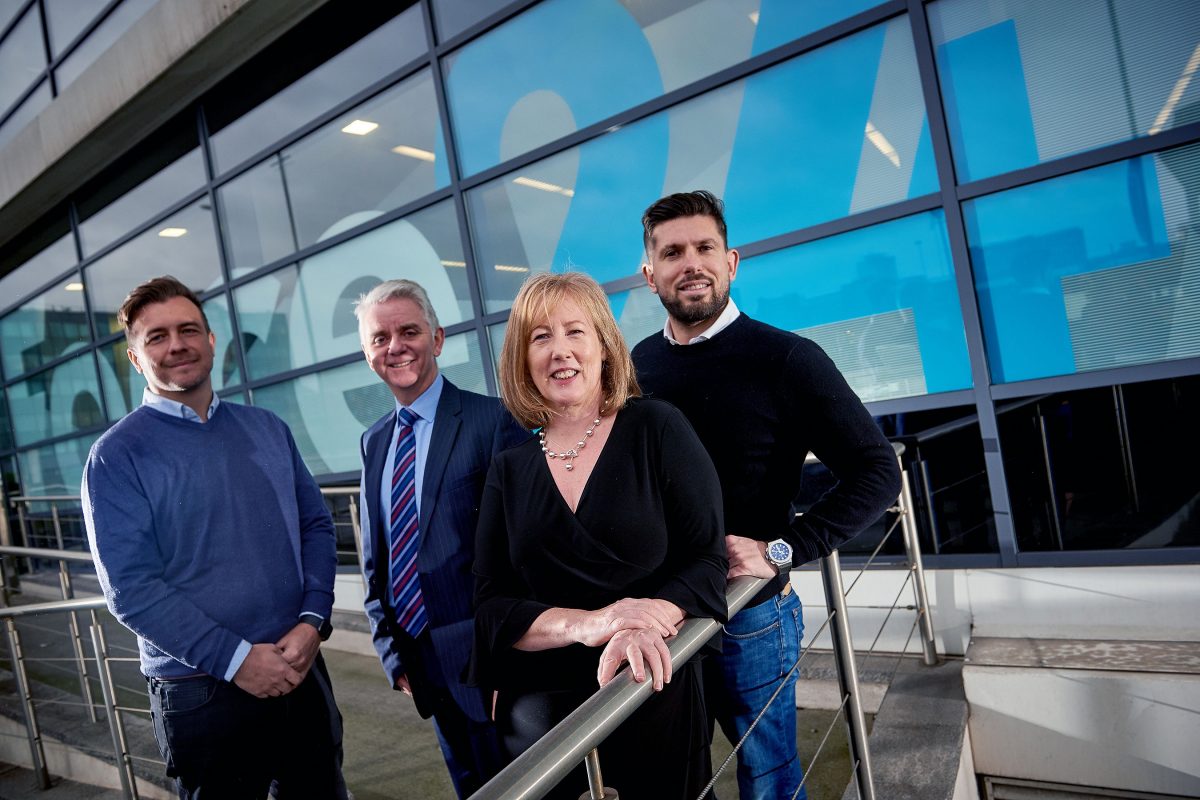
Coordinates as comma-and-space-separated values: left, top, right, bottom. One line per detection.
0, 386, 12, 451
44, 0, 106, 56
431, 0, 508, 41
53, 0, 156, 92
998, 377, 1200, 551
219, 68, 449, 272
0, 77, 50, 150
208, 5, 426, 174
99, 295, 238, 421
965, 141, 1200, 383
0, 227, 76, 317
9, 352, 104, 447
253, 331, 486, 478
0, 0, 25, 30
16, 433, 98, 496
487, 322, 505, 376
234, 200, 470, 380
468, 17, 934, 312
85, 199, 222, 338
0, 275, 89, 379
444, 0, 889, 176
0, 7, 44, 115
608, 286, 666, 350
735, 210, 970, 403
77, 144, 205, 257
929, 0, 1200, 181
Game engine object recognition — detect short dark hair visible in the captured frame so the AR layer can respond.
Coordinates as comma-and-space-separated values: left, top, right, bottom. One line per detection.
641, 190, 729, 252
117, 275, 210, 335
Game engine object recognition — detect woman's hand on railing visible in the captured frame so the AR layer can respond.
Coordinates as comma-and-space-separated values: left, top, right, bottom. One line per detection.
596, 628, 673, 691
571, 598, 682, 647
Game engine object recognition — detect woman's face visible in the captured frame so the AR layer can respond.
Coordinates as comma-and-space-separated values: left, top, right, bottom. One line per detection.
527, 297, 606, 416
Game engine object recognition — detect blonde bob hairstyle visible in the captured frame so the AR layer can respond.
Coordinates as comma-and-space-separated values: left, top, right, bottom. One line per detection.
499, 272, 640, 429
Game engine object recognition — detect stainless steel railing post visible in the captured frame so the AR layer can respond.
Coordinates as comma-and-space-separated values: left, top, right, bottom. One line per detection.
4, 617, 51, 789
895, 459, 938, 667
0, 485, 12, 605
820, 550, 875, 800
90, 613, 139, 799
59, 558, 98, 721
581, 747, 617, 799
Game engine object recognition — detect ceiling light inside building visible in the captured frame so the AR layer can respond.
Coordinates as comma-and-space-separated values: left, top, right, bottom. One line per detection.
392, 145, 436, 161
512, 176, 575, 197
865, 122, 901, 168
440, 260, 466, 268
342, 119, 379, 135
494, 264, 529, 273
1150, 41, 1200, 134
64, 282, 84, 291
748, 11, 760, 24
158, 227, 188, 238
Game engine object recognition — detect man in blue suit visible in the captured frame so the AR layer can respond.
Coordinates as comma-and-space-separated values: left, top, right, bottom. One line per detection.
355, 279, 528, 798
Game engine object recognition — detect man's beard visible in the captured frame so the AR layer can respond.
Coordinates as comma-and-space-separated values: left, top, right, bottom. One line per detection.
661, 283, 730, 327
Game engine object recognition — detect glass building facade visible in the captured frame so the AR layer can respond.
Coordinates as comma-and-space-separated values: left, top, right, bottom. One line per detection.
0, 0, 1197, 569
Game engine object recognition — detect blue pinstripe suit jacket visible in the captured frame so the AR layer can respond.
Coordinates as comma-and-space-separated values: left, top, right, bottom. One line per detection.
359, 378, 528, 722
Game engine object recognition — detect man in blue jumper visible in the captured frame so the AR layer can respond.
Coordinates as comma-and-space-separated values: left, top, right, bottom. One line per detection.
632, 191, 902, 800
83, 276, 346, 798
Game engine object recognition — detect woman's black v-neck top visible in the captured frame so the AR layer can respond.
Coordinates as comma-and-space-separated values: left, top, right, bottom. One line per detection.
469, 397, 728, 692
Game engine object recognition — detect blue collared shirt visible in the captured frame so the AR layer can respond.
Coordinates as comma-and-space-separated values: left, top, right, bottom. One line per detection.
378, 374, 444, 537
662, 298, 741, 345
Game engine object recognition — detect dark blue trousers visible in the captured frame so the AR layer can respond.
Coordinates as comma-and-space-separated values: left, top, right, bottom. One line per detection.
147, 654, 346, 799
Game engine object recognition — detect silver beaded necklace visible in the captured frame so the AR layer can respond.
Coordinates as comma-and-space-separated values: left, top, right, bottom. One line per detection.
539, 416, 602, 471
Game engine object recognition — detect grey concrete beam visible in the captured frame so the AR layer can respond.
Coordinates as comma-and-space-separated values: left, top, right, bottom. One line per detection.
0, 0, 328, 256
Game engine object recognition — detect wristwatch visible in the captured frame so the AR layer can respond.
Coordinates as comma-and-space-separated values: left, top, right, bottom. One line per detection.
765, 538, 793, 571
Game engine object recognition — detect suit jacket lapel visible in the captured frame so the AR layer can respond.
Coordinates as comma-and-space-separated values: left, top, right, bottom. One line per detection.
422, 379, 462, 533
365, 410, 396, 553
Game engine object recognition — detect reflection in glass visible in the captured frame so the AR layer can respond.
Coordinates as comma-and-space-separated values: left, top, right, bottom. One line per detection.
487, 323, 506, 378
85, 199, 222, 338
98, 295, 239, 422
930, 0, 1200, 181
0, 7, 44, 115
9, 351, 104, 447
235, 201, 470, 380
16, 433, 99, 496
0, 386, 12, 451
53, 0, 156, 92
209, 5, 426, 173
78, 146, 205, 257
0, 229, 77, 317
467, 17, 933, 312
253, 331, 487, 477
220, 68, 448, 271
444, 0, 888, 176
0, 275, 90, 379
965, 141, 1200, 383
735, 211, 969, 403
0, 1, 25, 30
998, 377, 1200, 551
0, 77, 51, 150
44, 0, 106, 56
431, 0, 508, 42
608, 286, 666, 350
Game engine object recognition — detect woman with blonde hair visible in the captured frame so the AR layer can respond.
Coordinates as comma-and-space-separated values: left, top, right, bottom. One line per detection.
469, 272, 727, 799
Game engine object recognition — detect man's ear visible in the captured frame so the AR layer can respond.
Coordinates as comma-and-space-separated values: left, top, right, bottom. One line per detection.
126, 344, 144, 375
727, 247, 740, 282
642, 262, 658, 294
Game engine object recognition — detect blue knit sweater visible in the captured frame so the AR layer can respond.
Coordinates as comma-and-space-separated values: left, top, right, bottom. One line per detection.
82, 402, 337, 679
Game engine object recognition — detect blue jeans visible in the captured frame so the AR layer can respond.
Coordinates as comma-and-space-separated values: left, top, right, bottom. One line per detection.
710, 588, 807, 800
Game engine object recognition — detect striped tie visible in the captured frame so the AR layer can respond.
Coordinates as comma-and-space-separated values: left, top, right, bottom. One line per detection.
388, 408, 427, 638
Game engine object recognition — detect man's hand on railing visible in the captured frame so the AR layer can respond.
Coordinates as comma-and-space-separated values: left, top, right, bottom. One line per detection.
570, 598, 682, 647
596, 627, 673, 692
233, 643, 304, 698
726, 534, 778, 580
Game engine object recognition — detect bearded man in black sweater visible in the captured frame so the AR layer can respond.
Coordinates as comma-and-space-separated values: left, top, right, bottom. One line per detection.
631, 190, 901, 800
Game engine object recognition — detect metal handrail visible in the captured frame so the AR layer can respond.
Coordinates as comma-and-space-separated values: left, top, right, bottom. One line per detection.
473, 575, 769, 800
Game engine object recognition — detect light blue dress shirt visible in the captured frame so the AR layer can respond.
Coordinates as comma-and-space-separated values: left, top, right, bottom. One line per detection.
378, 373, 444, 539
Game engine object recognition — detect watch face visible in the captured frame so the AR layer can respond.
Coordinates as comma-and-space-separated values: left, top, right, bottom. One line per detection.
768, 541, 791, 563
